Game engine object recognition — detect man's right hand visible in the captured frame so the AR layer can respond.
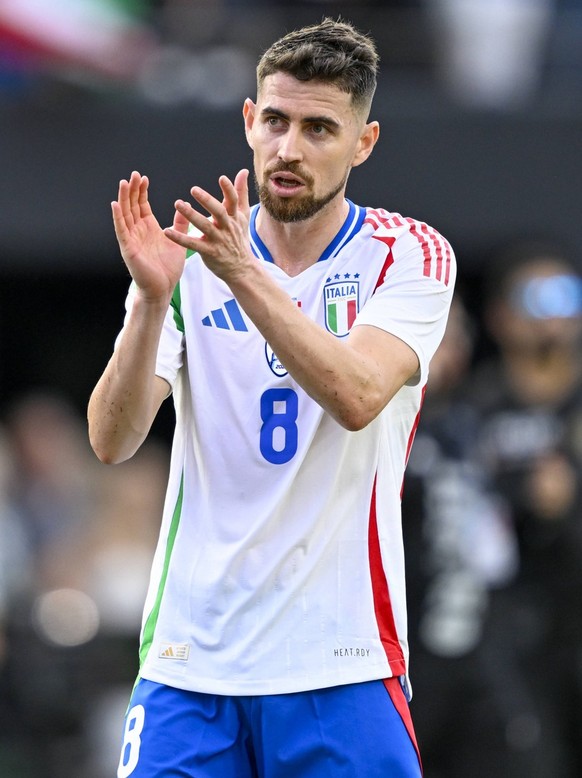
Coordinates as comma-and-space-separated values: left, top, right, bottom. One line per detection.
111, 171, 189, 302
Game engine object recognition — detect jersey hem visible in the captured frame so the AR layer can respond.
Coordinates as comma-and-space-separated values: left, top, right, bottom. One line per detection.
139, 665, 401, 697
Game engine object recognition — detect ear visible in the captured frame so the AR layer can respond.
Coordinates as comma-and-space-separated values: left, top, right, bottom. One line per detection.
243, 98, 256, 150
352, 121, 380, 168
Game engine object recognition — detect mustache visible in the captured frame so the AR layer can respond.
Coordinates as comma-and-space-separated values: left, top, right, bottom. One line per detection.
263, 161, 314, 186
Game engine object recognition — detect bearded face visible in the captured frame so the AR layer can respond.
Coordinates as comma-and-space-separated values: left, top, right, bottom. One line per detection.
244, 73, 377, 227
255, 161, 349, 223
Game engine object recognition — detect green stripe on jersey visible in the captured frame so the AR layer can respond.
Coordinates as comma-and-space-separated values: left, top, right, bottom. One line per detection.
139, 473, 184, 667
171, 282, 184, 333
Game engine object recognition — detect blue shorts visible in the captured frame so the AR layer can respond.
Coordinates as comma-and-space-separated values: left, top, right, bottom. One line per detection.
116, 677, 422, 777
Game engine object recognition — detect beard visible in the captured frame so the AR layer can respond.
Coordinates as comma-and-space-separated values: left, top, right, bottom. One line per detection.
255, 162, 348, 223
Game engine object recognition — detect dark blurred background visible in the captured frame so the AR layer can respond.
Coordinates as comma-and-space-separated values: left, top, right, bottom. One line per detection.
0, 1, 581, 776
0, 0, 581, 413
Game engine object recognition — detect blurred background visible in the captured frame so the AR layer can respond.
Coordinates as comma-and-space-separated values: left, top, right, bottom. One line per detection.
0, 0, 581, 776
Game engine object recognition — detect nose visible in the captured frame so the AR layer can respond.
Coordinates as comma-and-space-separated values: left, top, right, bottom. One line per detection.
277, 125, 303, 164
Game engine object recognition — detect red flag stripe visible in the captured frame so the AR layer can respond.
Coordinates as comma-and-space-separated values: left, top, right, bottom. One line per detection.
347, 299, 357, 329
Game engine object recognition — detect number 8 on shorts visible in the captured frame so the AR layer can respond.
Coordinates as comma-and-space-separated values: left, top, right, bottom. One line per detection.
117, 704, 145, 778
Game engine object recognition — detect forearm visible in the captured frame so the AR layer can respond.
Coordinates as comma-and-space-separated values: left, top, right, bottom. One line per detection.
227, 265, 412, 431
88, 294, 170, 463
163, 176, 418, 428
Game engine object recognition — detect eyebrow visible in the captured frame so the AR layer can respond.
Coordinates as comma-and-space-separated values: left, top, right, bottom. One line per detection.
261, 106, 341, 130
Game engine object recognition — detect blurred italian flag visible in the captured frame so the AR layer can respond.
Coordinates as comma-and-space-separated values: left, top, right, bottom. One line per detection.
0, 0, 157, 83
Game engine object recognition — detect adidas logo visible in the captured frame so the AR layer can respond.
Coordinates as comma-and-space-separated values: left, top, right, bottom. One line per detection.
159, 643, 190, 661
202, 299, 248, 331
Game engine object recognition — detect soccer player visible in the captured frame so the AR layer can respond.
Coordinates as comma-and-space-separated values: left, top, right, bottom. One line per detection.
88, 17, 456, 778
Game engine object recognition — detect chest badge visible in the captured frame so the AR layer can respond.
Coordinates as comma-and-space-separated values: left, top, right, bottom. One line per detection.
324, 277, 360, 337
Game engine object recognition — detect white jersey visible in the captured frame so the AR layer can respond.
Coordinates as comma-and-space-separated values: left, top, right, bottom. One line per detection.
119, 200, 456, 696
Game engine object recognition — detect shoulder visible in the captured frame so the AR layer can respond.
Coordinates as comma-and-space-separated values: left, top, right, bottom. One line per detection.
363, 207, 456, 288
363, 207, 453, 254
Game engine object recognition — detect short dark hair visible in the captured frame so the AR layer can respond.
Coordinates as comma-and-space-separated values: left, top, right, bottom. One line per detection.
257, 17, 379, 115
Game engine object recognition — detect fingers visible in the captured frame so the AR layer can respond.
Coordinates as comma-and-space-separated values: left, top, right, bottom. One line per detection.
172, 203, 190, 235
190, 182, 229, 225
173, 199, 214, 235
111, 199, 128, 245
219, 175, 238, 219
234, 169, 251, 219
189, 171, 249, 225
115, 178, 131, 228
114, 170, 246, 236
114, 171, 150, 227
129, 171, 142, 224
218, 171, 250, 221
137, 174, 151, 218
163, 224, 192, 250
111, 179, 139, 249
111, 171, 161, 260
165, 170, 250, 250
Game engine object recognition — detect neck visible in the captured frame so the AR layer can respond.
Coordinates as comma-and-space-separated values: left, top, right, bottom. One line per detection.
256, 196, 350, 277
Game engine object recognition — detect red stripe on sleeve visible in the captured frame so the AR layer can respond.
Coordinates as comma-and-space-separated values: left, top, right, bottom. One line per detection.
364, 209, 453, 287
405, 218, 433, 278
422, 223, 443, 281
372, 237, 396, 292
444, 239, 452, 286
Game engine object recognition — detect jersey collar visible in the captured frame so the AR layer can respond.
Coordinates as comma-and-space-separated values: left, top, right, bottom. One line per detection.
249, 200, 366, 264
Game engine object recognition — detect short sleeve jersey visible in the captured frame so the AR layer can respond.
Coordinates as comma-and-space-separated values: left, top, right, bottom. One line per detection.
120, 200, 456, 696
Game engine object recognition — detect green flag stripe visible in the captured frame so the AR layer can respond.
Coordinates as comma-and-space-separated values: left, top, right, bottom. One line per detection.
328, 303, 337, 333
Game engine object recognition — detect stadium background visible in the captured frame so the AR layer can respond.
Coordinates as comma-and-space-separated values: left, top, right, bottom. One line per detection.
0, 1, 580, 776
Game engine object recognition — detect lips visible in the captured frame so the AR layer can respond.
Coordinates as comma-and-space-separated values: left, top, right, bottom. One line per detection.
269, 172, 305, 195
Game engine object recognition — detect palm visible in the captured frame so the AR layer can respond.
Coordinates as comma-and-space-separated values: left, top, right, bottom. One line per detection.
112, 172, 187, 301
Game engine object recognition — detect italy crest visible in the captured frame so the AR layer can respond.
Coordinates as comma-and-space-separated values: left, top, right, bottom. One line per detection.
324, 279, 360, 337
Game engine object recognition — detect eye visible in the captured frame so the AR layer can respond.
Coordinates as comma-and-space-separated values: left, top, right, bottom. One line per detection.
310, 124, 327, 135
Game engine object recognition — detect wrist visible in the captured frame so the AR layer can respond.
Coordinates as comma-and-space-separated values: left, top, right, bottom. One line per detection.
133, 287, 173, 312
224, 259, 268, 297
